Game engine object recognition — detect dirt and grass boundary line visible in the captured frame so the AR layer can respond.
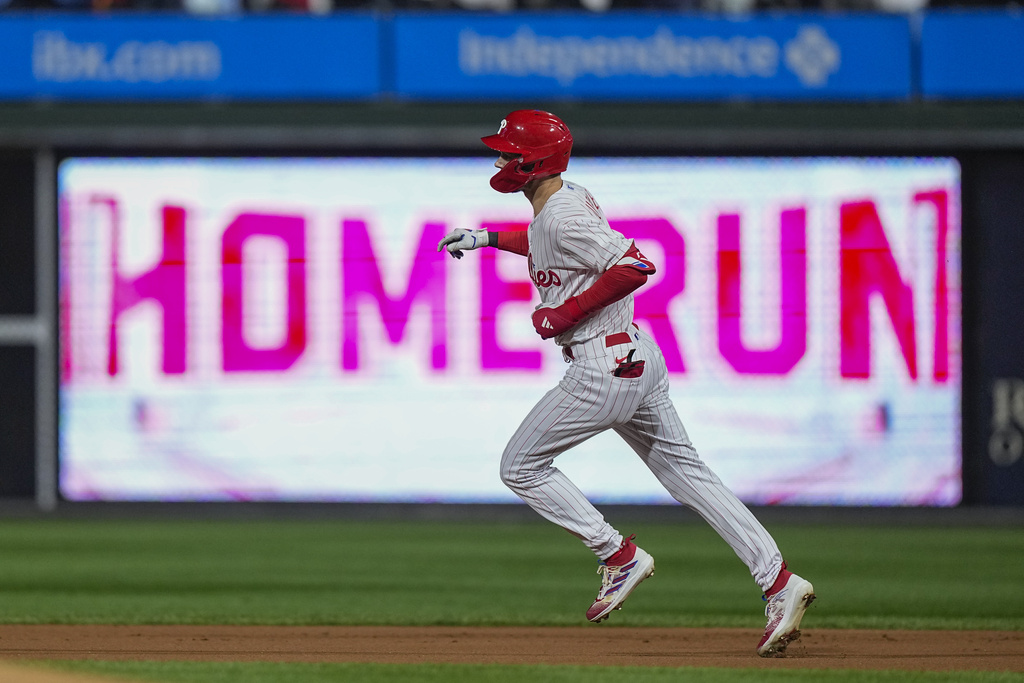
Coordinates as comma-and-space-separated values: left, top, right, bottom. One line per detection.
0, 625, 1021, 673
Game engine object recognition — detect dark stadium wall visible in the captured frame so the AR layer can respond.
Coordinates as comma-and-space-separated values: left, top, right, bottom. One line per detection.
0, 346, 36, 499
0, 152, 37, 498
961, 153, 1024, 506
0, 152, 35, 316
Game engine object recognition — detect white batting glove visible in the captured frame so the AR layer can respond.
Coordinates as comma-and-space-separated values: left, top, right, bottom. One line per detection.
437, 229, 490, 260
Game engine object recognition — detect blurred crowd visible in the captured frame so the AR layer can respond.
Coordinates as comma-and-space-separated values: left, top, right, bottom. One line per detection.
0, 0, 1012, 16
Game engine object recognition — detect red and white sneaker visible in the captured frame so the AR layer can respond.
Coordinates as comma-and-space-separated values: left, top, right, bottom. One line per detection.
757, 570, 816, 657
585, 537, 655, 623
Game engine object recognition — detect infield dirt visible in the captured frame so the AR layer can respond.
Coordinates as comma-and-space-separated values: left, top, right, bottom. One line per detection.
0, 625, 1021, 673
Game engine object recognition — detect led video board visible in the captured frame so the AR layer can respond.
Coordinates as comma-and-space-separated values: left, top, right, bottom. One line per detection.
58, 157, 961, 505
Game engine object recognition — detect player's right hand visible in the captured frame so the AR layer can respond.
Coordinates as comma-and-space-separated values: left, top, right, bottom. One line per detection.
437, 229, 489, 259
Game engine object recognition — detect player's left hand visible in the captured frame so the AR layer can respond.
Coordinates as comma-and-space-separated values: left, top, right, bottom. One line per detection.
437, 229, 489, 259
531, 297, 586, 339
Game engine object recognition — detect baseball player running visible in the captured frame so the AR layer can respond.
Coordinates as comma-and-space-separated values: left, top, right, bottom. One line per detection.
438, 109, 815, 657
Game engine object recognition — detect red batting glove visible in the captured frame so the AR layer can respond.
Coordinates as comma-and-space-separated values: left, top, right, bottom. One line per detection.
531, 297, 586, 339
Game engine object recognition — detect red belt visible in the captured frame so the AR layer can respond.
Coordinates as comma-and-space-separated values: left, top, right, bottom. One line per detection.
564, 331, 635, 361
604, 332, 632, 347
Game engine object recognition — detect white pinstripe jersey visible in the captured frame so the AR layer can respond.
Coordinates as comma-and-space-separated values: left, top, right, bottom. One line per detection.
527, 180, 634, 347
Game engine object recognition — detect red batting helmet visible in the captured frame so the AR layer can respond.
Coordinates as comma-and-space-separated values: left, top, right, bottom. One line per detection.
481, 110, 573, 193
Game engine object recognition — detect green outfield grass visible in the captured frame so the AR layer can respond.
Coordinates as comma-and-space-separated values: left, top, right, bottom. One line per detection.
35, 660, 1024, 683
0, 518, 1021, 630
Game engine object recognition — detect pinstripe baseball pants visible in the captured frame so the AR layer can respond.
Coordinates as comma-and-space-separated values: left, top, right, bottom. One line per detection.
500, 327, 784, 592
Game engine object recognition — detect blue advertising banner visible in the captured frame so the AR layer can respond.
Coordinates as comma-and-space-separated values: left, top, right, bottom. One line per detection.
393, 14, 912, 101
0, 16, 380, 99
920, 11, 1024, 98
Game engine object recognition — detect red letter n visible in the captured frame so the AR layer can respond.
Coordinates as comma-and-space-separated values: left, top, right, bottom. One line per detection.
840, 201, 917, 380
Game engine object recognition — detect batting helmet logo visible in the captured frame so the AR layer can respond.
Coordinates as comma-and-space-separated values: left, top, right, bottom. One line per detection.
482, 110, 573, 193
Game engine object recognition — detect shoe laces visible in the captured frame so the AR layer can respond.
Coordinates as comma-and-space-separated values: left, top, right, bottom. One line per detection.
595, 563, 623, 600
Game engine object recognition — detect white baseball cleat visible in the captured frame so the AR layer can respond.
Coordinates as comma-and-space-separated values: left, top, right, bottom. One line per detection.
586, 545, 655, 623
757, 572, 816, 657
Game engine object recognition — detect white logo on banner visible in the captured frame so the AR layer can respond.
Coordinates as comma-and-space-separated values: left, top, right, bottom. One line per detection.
32, 31, 222, 84
783, 26, 841, 87
459, 25, 842, 89
459, 27, 780, 86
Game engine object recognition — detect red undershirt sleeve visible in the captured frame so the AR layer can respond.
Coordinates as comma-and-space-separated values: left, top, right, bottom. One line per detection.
573, 241, 656, 313
494, 231, 529, 256
574, 265, 648, 314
